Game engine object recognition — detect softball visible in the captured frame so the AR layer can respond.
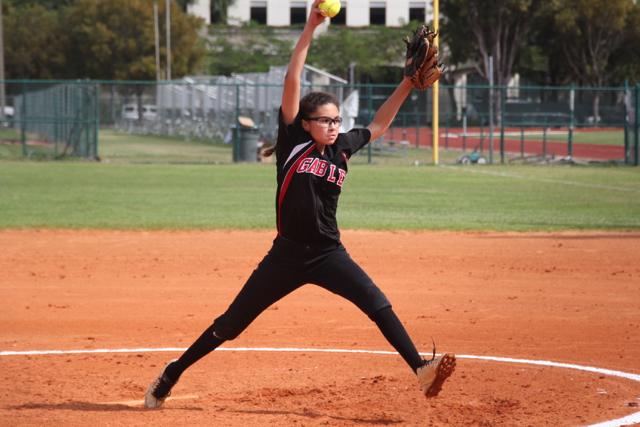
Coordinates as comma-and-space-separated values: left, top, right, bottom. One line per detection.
318, 0, 341, 18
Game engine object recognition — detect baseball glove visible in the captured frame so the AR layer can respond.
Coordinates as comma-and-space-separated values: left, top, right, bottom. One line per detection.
404, 25, 443, 90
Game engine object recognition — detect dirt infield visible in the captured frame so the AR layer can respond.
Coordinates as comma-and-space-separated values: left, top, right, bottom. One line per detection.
1, 230, 639, 426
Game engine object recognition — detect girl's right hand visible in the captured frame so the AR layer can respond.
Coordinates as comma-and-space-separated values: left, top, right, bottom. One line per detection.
307, 0, 327, 28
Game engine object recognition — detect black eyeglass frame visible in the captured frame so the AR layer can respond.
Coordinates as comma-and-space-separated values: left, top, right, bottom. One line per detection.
304, 116, 343, 127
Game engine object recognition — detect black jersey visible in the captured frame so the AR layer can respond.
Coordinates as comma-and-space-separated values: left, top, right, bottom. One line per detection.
274, 109, 371, 246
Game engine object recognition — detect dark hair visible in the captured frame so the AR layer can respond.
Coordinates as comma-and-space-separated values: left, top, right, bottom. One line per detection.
263, 91, 340, 158
298, 91, 340, 120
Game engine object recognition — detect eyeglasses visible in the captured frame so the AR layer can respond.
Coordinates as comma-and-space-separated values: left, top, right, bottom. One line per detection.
305, 116, 343, 128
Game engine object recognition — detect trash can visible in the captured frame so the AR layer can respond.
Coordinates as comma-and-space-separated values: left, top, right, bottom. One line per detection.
233, 116, 260, 162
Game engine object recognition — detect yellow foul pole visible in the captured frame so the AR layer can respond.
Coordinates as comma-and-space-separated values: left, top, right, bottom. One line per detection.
432, 0, 439, 164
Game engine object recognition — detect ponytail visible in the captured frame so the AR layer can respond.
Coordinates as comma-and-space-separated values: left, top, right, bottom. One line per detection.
262, 144, 276, 157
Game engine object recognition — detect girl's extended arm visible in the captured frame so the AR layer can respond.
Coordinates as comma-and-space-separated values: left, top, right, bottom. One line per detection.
367, 77, 414, 141
281, 0, 326, 125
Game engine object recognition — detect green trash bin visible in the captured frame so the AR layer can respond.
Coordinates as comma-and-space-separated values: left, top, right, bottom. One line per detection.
233, 117, 260, 162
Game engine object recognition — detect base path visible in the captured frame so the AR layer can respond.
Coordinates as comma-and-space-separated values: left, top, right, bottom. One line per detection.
1, 230, 639, 426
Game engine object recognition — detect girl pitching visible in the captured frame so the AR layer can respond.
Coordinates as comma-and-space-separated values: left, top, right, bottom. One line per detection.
145, 0, 455, 409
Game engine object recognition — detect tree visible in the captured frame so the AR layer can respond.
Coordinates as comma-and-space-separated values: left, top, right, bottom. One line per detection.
206, 27, 291, 75
4, 3, 67, 79
308, 26, 408, 83
546, 0, 632, 120
175, 0, 196, 12
63, 0, 204, 80
442, 0, 542, 88
211, 0, 236, 24
609, 3, 640, 86
441, 0, 543, 127
6, 0, 74, 9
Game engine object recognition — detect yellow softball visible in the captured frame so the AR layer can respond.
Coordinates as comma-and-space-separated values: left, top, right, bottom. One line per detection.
318, 0, 341, 18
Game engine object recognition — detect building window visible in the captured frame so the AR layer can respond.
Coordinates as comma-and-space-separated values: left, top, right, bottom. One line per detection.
250, 1, 267, 25
370, 6, 385, 25
290, 7, 306, 24
409, 7, 425, 23
331, 6, 346, 25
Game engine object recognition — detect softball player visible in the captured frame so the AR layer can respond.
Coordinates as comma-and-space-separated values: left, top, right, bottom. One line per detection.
145, 0, 455, 409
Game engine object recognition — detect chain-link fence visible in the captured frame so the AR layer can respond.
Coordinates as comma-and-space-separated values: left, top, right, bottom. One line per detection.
1, 81, 99, 160
0, 79, 637, 165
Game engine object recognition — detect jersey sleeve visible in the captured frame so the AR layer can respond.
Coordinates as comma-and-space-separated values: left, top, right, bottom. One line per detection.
337, 127, 372, 156
276, 107, 310, 158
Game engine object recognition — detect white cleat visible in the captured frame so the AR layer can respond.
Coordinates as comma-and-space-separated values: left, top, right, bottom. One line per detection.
416, 353, 456, 398
144, 359, 178, 409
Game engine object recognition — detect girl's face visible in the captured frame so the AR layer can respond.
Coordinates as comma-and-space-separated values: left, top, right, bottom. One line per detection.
302, 103, 341, 150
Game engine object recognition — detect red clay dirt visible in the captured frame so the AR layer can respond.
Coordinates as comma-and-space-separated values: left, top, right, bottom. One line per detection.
387, 127, 625, 161
1, 230, 639, 426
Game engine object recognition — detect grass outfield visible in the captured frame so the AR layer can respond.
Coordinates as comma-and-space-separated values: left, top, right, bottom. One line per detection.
1, 161, 639, 231
99, 130, 232, 164
521, 129, 624, 146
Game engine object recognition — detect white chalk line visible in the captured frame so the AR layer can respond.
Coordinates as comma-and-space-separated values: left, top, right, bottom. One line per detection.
102, 394, 199, 407
440, 164, 640, 194
1, 346, 638, 426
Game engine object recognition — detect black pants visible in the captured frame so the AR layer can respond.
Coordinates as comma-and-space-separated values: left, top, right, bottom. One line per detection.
212, 235, 391, 341
165, 235, 425, 382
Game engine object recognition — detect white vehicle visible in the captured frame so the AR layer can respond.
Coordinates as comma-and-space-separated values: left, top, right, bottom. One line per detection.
122, 104, 158, 120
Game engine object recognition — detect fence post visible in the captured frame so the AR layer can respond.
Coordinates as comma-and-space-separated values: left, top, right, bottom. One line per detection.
635, 84, 639, 166
233, 83, 240, 162
367, 84, 373, 164
500, 85, 505, 164
94, 82, 100, 160
444, 112, 449, 150
623, 80, 629, 165
568, 85, 575, 158
20, 81, 27, 157
462, 106, 467, 151
542, 121, 548, 159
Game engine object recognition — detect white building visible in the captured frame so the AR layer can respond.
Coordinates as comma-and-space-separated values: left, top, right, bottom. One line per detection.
188, 0, 433, 27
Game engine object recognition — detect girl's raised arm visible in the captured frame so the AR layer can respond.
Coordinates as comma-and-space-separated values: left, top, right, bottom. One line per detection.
281, 0, 327, 125
367, 77, 414, 141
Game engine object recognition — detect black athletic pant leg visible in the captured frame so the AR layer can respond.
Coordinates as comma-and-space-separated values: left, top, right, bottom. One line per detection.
370, 307, 425, 372
305, 245, 423, 372
212, 238, 305, 341
165, 324, 225, 382
305, 245, 391, 316
166, 239, 304, 381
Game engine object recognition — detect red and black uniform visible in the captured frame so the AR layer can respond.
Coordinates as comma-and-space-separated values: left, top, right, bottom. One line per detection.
211, 110, 391, 340
275, 110, 367, 246
162, 110, 425, 386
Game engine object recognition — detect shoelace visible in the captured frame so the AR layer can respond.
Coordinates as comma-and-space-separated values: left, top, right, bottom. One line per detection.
424, 338, 437, 365
153, 375, 173, 399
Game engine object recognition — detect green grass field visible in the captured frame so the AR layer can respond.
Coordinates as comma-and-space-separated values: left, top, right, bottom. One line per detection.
1, 160, 639, 231
99, 130, 233, 164
520, 129, 624, 146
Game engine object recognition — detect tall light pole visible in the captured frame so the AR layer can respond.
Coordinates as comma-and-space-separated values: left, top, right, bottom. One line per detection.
0, 0, 6, 121
165, 0, 172, 81
432, 0, 439, 165
154, 0, 161, 80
